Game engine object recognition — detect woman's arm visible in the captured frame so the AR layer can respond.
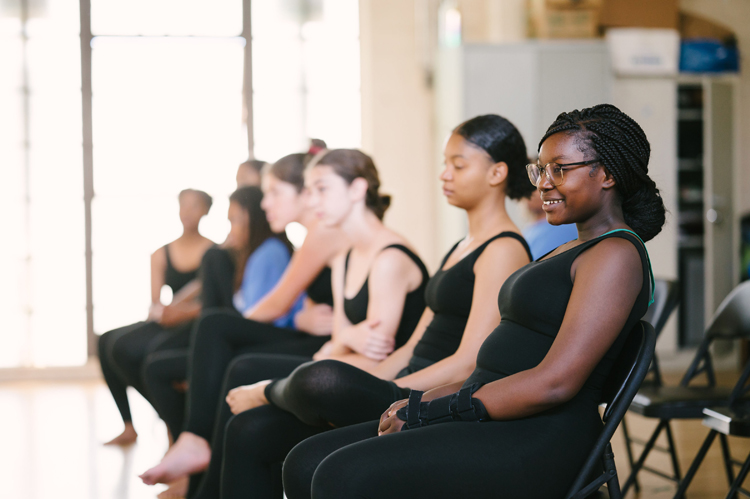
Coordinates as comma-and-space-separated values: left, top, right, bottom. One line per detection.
473, 238, 643, 420
393, 237, 529, 391
325, 248, 423, 369
244, 225, 344, 322
313, 252, 352, 359
148, 247, 167, 320
368, 308, 434, 380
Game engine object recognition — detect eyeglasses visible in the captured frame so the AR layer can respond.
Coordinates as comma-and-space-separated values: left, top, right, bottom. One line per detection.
526, 160, 600, 187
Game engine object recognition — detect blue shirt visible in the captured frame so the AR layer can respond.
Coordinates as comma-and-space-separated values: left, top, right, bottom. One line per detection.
233, 238, 304, 328
523, 219, 579, 260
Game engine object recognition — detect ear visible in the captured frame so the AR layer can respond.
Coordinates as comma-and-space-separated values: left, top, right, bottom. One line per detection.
349, 177, 369, 202
488, 161, 509, 187
600, 167, 616, 190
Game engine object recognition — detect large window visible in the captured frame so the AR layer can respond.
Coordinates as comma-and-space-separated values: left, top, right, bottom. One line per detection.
0, 0, 361, 367
0, 0, 86, 367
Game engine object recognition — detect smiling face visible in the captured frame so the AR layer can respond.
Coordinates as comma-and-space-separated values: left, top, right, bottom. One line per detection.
260, 173, 306, 232
306, 165, 360, 227
537, 132, 615, 226
440, 133, 506, 210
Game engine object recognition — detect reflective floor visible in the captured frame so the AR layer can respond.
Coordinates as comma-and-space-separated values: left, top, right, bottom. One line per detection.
0, 376, 749, 499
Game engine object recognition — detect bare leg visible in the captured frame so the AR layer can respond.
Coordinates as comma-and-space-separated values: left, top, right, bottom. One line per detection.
139, 432, 211, 485
103, 421, 138, 446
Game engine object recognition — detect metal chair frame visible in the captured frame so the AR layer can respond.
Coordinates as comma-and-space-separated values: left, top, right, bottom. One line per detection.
565, 320, 656, 499
622, 281, 750, 497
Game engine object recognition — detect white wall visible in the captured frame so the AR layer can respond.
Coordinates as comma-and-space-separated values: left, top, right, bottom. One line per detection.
359, 0, 440, 270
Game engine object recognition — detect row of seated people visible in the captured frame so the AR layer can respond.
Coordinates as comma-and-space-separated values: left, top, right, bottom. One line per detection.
100, 103, 663, 499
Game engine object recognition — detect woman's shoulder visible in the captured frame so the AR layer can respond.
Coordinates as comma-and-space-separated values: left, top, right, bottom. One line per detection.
252, 237, 292, 262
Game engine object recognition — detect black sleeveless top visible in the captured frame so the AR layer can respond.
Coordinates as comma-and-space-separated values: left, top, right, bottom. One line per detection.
306, 266, 334, 306
163, 244, 200, 294
409, 232, 532, 368
343, 245, 430, 348
463, 231, 651, 408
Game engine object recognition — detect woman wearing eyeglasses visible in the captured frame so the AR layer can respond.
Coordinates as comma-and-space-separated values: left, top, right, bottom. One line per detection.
281, 104, 665, 499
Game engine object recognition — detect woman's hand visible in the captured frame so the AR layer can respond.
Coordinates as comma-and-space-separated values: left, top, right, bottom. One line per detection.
339, 320, 394, 361
158, 304, 185, 327
147, 303, 164, 322
226, 380, 272, 415
378, 398, 407, 435
295, 304, 334, 336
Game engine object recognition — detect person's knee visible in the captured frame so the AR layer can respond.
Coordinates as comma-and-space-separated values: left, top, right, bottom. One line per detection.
311, 449, 369, 498
192, 309, 232, 344
283, 437, 326, 499
223, 412, 270, 464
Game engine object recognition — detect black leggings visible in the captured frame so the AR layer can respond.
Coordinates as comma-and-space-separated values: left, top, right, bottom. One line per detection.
266, 359, 410, 427
98, 320, 192, 425
283, 402, 603, 499
141, 312, 327, 441
213, 360, 410, 499
190, 354, 312, 499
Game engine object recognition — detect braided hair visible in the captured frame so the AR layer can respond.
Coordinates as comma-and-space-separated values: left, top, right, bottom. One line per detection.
454, 114, 535, 200
539, 104, 665, 241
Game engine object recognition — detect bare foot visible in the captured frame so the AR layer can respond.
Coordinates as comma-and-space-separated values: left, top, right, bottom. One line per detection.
104, 422, 138, 446
139, 432, 210, 485
157, 476, 188, 499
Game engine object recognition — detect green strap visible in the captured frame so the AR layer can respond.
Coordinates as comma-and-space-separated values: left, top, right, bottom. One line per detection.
600, 229, 655, 307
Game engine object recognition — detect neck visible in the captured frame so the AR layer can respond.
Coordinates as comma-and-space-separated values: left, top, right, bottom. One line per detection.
575, 205, 627, 241
341, 205, 383, 251
465, 194, 513, 241
181, 227, 201, 240
298, 209, 318, 230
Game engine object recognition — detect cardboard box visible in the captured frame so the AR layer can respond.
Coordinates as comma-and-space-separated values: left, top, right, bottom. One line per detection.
606, 28, 680, 75
530, 0, 602, 39
600, 0, 678, 29
680, 12, 735, 42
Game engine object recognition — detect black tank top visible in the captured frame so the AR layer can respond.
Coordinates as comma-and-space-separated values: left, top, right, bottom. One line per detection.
306, 266, 334, 306
463, 231, 651, 407
343, 245, 430, 348
409, 232, 532, 367
164, 244, 200, 294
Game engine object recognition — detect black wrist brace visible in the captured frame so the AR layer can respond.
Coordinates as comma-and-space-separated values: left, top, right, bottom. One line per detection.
395, 383, 490, 430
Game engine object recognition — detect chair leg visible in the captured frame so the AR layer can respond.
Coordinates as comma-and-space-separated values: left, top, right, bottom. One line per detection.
621, 416, 641, 493
719, 434, 738, 499
604, 443, 623, 499
665, 421, 683, 481
724, 451, 750, 499
672, 429, 718, 499
622, 419, 667, 495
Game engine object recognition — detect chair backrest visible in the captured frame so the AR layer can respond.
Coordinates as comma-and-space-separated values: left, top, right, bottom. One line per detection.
642, 279, 679, 335
680, 281, 750, 388
705, 281, 750, 340
565, 321, 656, 499
640, 279, 679, 387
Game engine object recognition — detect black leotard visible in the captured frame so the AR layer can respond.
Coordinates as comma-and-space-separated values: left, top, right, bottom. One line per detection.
410, 232, 531, 370
281, 231, 652, 499
343, 244, 429, 348
163, 244, 199, 294
306, 266, 333, 306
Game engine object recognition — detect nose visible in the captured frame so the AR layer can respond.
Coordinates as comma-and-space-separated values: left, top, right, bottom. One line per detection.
439, 166, 451, 181
538, 167, 554, 191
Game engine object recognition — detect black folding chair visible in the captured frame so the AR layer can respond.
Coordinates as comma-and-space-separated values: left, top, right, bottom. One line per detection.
665, 282, 750, 499
620, 279, 680, 492
622, 281, 750, 496
565, 320, 656, 499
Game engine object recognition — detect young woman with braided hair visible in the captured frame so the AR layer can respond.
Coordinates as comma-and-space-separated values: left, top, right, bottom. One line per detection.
281, 103, 665, 499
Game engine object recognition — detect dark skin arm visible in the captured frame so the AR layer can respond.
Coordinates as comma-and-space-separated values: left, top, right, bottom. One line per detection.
379, 237, 643, 433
